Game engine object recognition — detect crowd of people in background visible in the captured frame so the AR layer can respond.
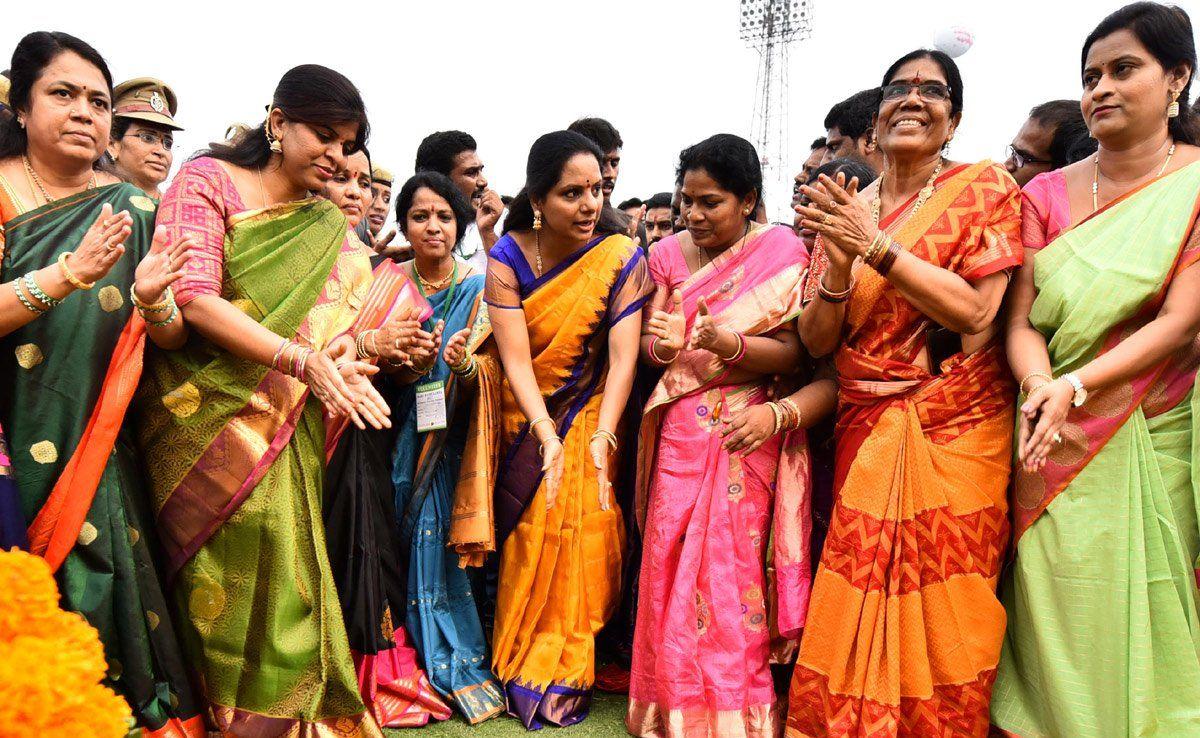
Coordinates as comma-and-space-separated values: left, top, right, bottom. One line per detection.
2, 2, 1200, 737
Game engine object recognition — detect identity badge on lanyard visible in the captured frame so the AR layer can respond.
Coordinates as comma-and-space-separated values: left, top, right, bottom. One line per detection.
415, 381, 448, 432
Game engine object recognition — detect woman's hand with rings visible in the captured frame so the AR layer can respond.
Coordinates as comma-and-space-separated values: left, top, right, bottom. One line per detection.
1018, 378, 1073, 472
72, 203, 134, 284
721, 404, 776, 454
795, 172, 871, 258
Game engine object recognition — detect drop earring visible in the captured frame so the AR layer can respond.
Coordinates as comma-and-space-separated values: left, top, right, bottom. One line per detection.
265, 123, 282, 153
532, 210, 542, 230
1168, 92, 1181, 118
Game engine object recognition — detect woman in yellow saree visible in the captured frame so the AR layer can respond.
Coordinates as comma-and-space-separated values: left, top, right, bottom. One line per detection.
138, 66, 395, 736
472, 130, 651, 729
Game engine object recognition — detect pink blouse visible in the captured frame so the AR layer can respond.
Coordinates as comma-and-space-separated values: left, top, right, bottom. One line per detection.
155, 157, 248, 306
1021, 170, 1073, 250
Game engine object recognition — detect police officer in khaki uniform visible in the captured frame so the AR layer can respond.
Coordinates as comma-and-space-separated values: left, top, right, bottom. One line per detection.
366, 164, 393, 239
107, 77, 183, 200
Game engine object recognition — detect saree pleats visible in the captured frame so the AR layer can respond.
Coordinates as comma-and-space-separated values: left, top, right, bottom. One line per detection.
787, 162, 1022, 738
392, 276, 504, 724
628, 225, 811, 738
482, 233, 650, 729
139, 198, 382, 735
992, 162, 1200, 737
0, 183, 202, 735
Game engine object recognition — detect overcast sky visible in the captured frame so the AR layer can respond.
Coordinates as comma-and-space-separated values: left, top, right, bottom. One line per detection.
6, 0, 1200, 223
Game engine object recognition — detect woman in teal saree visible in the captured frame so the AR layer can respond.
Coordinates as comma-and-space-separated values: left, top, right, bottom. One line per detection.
0, 31, 201, 736
388, 172, 505, 723
994, 6, 1200, 735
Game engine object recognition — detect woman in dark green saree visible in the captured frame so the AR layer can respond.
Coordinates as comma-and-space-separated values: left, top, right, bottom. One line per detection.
0, 31, 202, 736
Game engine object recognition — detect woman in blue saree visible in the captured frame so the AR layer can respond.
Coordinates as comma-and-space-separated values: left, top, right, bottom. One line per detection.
390, 172, 505, 723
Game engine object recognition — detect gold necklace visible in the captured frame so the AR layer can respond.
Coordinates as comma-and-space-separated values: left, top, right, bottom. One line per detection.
23, 155, 96, 205
1092, 142, 1175, 213
871, 157, 944, 226
412, 258, 454, 291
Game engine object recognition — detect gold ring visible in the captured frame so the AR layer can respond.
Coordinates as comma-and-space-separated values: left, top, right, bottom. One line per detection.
822, 212, 834, 224
1053, 432, 1063, 444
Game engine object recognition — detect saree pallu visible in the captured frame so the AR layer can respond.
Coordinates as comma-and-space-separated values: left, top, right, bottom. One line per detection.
391, 273, 505, 723
626, 224, 812, 738
787, 161, 1022, 738
991, 162, 1200, 737
0, 182, 203, 737
137, 199, 382, 737
481, 233, 650, 730
322, 252, 451, 729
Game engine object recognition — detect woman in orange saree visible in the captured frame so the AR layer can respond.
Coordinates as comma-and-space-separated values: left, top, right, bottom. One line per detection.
787, 49, 1022, 737
471, 131, 651, 730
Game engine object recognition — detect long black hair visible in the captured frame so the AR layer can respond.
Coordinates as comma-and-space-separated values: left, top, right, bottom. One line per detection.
1083, 2, 1199, 145
881, 48, 964, 119
395, 171, 475, 247
503, 130, 625, 237
197, 64, 369, 169
0, 32, 113, 159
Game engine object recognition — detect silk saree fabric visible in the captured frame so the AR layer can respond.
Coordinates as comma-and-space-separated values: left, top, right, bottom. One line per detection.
476, 231, 651, 729
991, 162, 1200, 737
786, 161, 1022, 737
0, 179, 203, 737
322, 247, 451, 729
391, 271, 505, 723
626, 224, 812, 738
138, 158, 382, 736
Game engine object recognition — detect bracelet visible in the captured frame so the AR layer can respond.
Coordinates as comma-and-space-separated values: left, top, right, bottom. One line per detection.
24, 273, 62, 308
591, 429, 618, 451
57, 252, 95, 290
295, 347, 314, 382
875, 239, 902, 276
863, 231, 888, 267
648, 336, 677, 365
765, 402, 783, 435
456, 358, 479, 380
530, 416, 555, 435
719, 332, 747, 364
355, 330, 377, 360
1019, 371, 1053, 395
817, 274, 853, 304
11, 279, 45, 314
145, 302, 179, 327
538, 436, 562, 457
450, 355, 476, 376
271, 338, 289, 372
130, 284, 172, 312
779, 397, 803, 431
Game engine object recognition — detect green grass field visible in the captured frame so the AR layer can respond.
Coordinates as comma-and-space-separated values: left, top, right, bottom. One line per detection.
383, 691, 629, 737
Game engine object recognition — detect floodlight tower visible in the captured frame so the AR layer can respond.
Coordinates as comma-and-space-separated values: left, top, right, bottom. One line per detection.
740, 0, 813, 220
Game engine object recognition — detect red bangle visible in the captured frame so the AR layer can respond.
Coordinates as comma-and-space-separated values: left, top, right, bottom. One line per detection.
721, 332, 747, 364
649, 336, 674, 365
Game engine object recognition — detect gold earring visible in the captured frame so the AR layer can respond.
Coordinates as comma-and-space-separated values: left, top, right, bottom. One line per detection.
16, 118, 24, 129
1168, 92, 1181, 118
533, 210, 542, 230
265, 124, 282, 154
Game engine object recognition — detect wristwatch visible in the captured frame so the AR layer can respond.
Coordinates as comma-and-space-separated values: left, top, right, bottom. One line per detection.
1062, 373, 1087, 407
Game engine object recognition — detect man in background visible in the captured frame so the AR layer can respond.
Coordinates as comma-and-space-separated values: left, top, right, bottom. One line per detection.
618, 196, 644, 220
568, 116, 624, 205
823, 89, 884, 173
414, 130, 503, 272
643, 192, 674, 248
1005, 100, 1090, 187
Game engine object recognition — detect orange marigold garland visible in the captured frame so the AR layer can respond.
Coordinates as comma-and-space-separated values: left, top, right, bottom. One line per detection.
0, 549, 132, 738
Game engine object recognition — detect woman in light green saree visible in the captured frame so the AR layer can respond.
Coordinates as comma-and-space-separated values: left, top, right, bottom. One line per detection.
994, 5, 1200, 735
137, 66, 394, 736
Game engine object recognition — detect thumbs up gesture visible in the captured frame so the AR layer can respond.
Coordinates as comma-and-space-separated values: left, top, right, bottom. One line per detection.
688, 296, 720, 351
647, 288, 687, 358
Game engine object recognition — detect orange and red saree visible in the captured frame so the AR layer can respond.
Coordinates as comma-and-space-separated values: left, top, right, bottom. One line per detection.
786, 161, 1022, 737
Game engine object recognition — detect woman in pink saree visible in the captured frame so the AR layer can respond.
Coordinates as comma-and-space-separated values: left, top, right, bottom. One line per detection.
627, 135, 837, 738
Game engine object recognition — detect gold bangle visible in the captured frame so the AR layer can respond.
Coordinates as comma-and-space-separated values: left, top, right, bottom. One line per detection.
1019, 371, 1053, 395
765, 402, 783, 435
57, 252, 95, 290
530, 416, 555, 435
538, 436, 562, 457
591, 429, 618, 451
130, 284, 172, 312
779, 397, 802, 431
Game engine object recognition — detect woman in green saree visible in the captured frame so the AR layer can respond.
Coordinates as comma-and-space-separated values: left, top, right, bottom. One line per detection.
0, 31, 202, 736
994, 4, 1200, 735
137, 65, 393, 736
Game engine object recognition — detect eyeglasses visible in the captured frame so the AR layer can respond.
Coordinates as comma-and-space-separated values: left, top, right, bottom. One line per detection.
880, 82, 952, 103
125, 129, 174, 151
1006, 145, 1052, 170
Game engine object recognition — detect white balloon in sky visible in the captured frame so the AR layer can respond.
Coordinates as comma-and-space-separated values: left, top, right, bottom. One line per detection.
933, 26, 974, 58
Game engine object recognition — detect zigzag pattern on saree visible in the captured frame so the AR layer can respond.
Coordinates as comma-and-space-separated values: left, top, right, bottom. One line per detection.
786, 665, 996, 738
821, 502, 1007, 594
